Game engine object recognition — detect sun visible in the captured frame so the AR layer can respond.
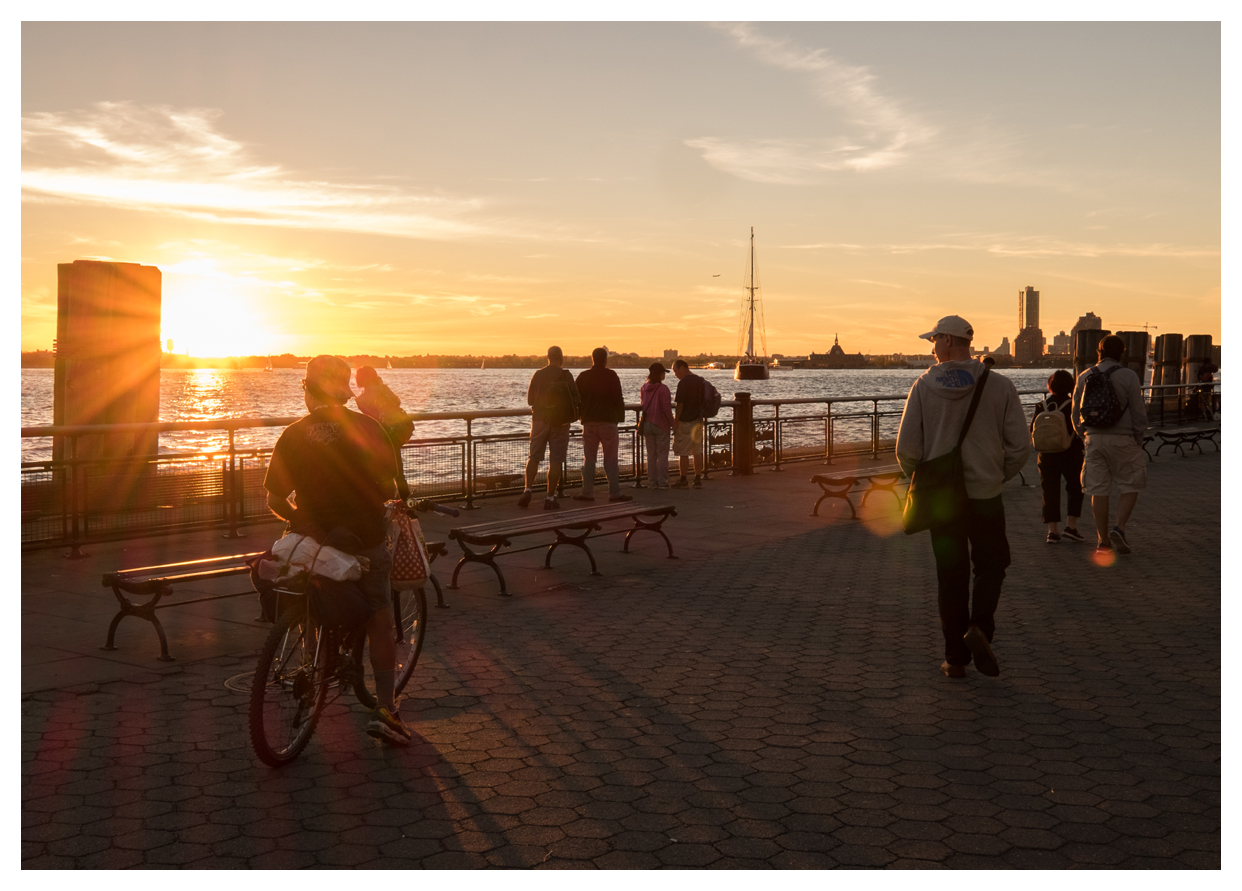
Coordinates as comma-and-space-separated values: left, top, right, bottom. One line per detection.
161, 267, 278, 358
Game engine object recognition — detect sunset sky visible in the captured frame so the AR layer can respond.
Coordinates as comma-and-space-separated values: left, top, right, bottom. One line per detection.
21, 21, 1221, 358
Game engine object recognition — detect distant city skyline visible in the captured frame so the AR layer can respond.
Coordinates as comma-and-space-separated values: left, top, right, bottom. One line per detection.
21, 22, 1220, 358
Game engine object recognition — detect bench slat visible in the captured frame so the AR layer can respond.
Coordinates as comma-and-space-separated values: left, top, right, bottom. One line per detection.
450, 503, 676, 544
811, 463, 903, 484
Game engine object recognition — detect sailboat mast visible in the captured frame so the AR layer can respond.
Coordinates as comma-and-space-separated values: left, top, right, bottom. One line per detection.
746, 227, 755, 358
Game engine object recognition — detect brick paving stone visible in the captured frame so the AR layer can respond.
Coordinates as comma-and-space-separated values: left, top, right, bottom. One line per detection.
22, 453, 1220, 868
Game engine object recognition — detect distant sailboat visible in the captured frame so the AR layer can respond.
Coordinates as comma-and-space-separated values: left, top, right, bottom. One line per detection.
480, 359, 486, 370
735, 227, 770, 381
386, 358, 392, 370
264, 355, 273, 372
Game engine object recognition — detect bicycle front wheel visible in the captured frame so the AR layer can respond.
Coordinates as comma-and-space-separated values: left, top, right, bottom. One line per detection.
394, 584, 427, 695
249, 612, 330, 767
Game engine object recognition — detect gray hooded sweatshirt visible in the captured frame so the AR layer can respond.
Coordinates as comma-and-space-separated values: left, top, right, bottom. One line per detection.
895, 359, 1030, 500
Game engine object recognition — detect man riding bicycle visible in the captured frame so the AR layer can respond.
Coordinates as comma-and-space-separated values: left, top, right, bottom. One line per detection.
263, 354, 412, 746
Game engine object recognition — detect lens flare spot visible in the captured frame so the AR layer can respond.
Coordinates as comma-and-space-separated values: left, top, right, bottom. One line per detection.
1092, 547, 1116, 568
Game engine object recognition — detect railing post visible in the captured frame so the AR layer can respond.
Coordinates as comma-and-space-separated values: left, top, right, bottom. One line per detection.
633, 409, 646, 489
825, 402, 834, 465
65, 434, 87, 559
223, 428, 243, 538
463, 418, 479, 510
772, 404, 782, 472
732, 392, 754, 476
871, 399, 880, 460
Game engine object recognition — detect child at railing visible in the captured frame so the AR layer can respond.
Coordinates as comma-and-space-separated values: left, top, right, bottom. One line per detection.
355, 366, 414, 449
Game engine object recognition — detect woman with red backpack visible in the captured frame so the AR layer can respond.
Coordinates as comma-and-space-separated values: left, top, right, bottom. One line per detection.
1030, 369, 1085, 543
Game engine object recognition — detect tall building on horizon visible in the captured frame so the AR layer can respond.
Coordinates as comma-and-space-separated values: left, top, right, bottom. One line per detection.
1018, 286, 1040, 331
1015, 285, 1045, 363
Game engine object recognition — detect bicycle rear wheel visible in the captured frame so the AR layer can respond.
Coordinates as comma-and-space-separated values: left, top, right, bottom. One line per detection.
249, 611, 330, 767
394, 584, 427, 695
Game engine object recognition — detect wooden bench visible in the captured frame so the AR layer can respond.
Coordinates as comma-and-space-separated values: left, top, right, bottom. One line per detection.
1146, 427, 1219, 459
447, 503, 678, 596
810, 464, 906, 518
101, 541, 449, 661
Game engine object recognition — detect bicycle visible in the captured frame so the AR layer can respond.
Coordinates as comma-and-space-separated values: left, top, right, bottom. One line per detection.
248, 499, 457, 767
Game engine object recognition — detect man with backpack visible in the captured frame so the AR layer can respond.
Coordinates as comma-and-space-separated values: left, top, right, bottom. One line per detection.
670, 359, 715, 488
574, 347, 632, 503
896, 316, 1029, 680
520, 346, 580, 511
1071, 335, 1147, 556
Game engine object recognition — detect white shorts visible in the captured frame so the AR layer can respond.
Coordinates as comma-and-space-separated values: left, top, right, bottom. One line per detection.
1082, 433, 1147, 496
673, 419, 703, 456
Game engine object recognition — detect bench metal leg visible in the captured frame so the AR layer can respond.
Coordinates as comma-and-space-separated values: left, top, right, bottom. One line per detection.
450, 541, 511, 597
811, 478, 858, 519
545, 527, 601, 576
860, 475, 906, 510
102, 583, 176, 662
429, 573, 448, 609
623, 513, 678, 559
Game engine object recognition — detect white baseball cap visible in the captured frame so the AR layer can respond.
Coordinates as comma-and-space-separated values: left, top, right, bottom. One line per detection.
919, 315, 974, 342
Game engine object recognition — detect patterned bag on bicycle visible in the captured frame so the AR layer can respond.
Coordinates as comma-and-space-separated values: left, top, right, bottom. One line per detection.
387, 503, 430, 586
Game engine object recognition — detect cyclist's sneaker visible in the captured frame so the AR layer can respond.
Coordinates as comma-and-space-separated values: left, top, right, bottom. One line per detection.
366, 707, 411, 746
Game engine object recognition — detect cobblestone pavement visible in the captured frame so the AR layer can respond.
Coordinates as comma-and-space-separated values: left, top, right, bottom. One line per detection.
22, 451, 1220, 868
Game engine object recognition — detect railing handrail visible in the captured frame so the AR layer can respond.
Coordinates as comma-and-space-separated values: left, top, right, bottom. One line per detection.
21, 381, 1219, 438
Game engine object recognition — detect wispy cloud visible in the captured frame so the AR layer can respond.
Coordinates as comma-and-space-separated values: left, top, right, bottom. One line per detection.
22, 102, 489, 240
686, 24, 937, 184
783, 233, 1218, 260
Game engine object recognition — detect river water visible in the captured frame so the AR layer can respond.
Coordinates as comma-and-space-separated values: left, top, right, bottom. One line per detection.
21, 366, 1064, 463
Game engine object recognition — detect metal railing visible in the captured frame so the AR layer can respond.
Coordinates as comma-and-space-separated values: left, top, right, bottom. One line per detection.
20, 381, 1218, 551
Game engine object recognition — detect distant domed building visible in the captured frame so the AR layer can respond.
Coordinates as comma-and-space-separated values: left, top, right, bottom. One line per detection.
809, 335, 868, 369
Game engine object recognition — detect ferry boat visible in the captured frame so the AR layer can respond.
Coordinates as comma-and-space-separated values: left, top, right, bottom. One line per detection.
735, 227, 770, 381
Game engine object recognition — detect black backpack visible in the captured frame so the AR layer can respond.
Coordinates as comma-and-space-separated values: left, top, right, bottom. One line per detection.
1077, 365, 1125, 429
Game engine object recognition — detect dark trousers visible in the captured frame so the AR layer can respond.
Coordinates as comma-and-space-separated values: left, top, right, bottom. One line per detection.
1037, 447, 1084, 523
930, 496, 1011, 667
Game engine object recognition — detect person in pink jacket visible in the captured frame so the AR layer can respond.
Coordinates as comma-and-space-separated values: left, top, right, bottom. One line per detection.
638, 363, 674, 488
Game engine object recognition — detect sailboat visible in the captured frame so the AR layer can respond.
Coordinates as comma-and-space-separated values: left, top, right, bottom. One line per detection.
264, 355, 273, 372
386, 357, 392, 370
735, 227, 770, 381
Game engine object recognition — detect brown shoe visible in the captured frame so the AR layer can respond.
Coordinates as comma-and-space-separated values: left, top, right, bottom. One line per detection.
941, 661, 966, 679
964, 626, 999, 677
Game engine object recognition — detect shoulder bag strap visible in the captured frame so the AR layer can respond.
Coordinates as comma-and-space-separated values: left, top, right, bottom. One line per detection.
956, 366, 991, 449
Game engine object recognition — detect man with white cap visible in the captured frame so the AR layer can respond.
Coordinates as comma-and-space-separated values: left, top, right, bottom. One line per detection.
896, 316, 1029, 679
264, 354, 412, 745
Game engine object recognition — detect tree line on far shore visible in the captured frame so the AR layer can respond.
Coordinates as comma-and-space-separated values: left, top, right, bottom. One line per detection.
20, 350, 1073, 370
